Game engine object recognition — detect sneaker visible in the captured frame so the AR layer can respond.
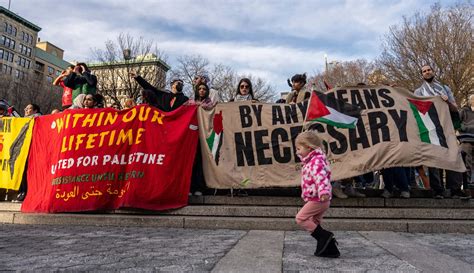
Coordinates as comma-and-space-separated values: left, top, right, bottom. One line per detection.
344, 186, 366, 198
236, 189, 248, 197
381, 189, 393, 198
12, 192, 25, 202
400, 191, 410, 199
193, 191, 203, 196
433, 192, 444, 199
451, 190, 471, 200
332, 186, 348, 199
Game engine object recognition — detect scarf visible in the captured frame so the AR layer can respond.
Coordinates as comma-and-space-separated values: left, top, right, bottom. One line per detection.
418, 80, 449, 98
234, 94, 252, 102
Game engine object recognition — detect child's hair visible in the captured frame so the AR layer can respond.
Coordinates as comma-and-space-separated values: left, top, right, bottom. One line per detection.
295, 130, 324, 152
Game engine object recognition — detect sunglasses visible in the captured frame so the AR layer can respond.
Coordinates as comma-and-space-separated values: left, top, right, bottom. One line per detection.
240, 84, 249, 89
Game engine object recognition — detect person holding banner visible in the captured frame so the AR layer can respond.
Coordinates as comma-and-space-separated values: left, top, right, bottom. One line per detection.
191, 83, 216, 110
81, 93, 104, 109
130, 72, 189, 112
193, 73, 219, 103
294, 131, 340, 258
229, 78, 257, 102
14, 103, 41, 202
286, 73, 311, 104
189, 83, 215, 196
415, 65, 469, 199
0, 101, 9, 117
24, 104, 41, 118
458, 95, 474, 198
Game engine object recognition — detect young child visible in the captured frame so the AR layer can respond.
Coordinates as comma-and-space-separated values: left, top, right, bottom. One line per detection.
295, 130, 340, 258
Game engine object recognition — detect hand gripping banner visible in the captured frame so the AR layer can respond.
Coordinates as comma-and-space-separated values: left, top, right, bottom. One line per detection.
22, 105, 199, 213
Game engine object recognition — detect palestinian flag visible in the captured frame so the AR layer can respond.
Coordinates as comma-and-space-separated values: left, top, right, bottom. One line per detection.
206, 111, 224, 165
305, 91, 360, 129
408, 99, 447, 148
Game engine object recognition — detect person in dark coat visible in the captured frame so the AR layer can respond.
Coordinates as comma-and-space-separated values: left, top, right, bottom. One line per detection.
130, 72, 188, 112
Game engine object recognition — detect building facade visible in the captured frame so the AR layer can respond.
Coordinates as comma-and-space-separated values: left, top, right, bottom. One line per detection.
90, 53, 170, 106
0, 6, 40, 81
1, 6, 71, 84
34, 41, 72, 84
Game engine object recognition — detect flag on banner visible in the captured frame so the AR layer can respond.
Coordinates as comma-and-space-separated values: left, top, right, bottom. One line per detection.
408, 98, 448, 148
305, 91, 360, 129
206, 111, 224, 164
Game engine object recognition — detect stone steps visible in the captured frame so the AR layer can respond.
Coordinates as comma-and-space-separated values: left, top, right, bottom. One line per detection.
187, 196, 473, 208
0, 212, 472, 233
0, 196, 472, 233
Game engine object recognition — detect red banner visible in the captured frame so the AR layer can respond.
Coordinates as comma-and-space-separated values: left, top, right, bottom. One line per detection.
21, 105, 199, 213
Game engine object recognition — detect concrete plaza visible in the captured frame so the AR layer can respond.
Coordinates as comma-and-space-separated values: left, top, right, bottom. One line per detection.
1, 224, 472, 272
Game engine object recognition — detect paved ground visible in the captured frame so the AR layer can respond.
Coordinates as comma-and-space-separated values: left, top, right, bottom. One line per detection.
0, 224, 472, 272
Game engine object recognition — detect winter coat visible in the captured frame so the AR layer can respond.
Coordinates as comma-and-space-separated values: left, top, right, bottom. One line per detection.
459, 106, 474, 135
63, 71, 97, 100
134, 76, 188, 112
300, 148, 332, 202
286, 85, 310, 104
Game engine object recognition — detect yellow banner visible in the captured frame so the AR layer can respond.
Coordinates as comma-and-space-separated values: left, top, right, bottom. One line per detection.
0, 117, 34, 190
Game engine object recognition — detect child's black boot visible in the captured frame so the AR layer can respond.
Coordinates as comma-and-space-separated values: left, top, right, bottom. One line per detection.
319, 238, 340, 258
310, 225, 334, 256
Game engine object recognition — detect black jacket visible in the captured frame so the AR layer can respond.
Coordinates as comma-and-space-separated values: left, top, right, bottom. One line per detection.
63, 71, 97, 90
135, 76, 188, 112
460, 106, 474, 135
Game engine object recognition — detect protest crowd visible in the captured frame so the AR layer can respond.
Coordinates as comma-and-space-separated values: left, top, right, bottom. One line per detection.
2, 62, 471, 200
1, 62, 472, 258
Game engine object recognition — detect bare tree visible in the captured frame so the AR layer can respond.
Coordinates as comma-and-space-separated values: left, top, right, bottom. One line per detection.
0, 74, 62, 115
376, 2, 473, 104
170, 54, 209, 96
170, 54, 277, 102
311, 59, 376, 90
91, 33, 168, 107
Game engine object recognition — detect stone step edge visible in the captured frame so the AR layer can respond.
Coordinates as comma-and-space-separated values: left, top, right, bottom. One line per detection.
117, 206, 474, 220
0, 212, 472, 233
2, 206, 472, 220
190, 196, 473, 208
0, 197, 472, 212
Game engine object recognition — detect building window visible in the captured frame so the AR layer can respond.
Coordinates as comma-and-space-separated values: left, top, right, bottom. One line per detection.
48, 66, 54, 74
56, 70, 61, 76
12, 27, 16, 36
3, 23, 7, 32
2, 64, 12, 75
10, 39, 15, 50
46, 76, 53, 83
35, 62, 43, 71
0, 49, 3, 59
3, 50, 14, 62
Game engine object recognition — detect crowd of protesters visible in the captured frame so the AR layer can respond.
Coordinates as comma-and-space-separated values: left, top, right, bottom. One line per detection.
1, 62, 472, 203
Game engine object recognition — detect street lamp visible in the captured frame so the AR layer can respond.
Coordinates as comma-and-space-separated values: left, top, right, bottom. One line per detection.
324, 54, 328, 74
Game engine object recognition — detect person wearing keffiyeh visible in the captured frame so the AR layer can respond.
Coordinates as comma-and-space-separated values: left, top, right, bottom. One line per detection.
415, 65, 457, 106
414, 65, 470, 200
